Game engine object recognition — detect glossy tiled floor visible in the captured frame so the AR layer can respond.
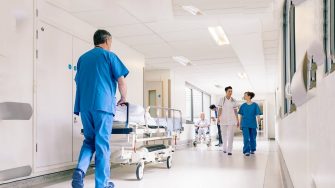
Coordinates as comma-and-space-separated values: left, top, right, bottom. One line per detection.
40, 136, 283, 188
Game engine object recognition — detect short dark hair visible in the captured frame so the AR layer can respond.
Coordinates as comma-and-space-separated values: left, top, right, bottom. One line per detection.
209, 104, 216, 110
225, 86, 232, 92
245, 91, 255, 99
93, 29, 111, 46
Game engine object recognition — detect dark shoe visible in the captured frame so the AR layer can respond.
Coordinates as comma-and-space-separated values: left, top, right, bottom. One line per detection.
251, 151, 255, 154
215, 143, 222, 147
228, 153, 232, 155
72, 168, 85, 188
223, 151, 227, 153
105, 181, 115, 188
244, 153, 250, 156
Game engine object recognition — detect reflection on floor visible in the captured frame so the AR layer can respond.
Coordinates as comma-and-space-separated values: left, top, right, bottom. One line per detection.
38, 137, 283, 188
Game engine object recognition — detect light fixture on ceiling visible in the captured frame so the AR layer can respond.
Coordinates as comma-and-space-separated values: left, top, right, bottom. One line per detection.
238, 72, 248, 79
214, 84, 223, 89
182, 5, 202, 16
208, 26, 230, 46
172, 56, 192, 66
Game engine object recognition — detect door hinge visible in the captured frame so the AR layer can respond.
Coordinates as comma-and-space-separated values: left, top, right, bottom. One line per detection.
36, 9, 39, 17
36, 50, 38, 59
36, 30, 38, 39
36, 143, 38, 152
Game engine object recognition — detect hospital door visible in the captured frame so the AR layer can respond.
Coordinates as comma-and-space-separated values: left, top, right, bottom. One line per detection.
35, 21, 91, 168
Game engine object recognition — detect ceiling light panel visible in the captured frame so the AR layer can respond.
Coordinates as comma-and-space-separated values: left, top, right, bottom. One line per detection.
208, 26, 230, 46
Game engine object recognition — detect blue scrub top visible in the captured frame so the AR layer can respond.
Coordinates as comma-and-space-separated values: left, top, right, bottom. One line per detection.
74, 47, 129, 115
238, 102, 262, 128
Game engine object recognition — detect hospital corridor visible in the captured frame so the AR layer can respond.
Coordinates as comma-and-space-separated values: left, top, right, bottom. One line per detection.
1, 0, 335, 188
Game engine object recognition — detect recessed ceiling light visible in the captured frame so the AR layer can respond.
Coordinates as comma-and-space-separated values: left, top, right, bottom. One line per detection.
182, 5, 203, 16
172, 56, 192, 66
214, 84, 223, 88
238, 72, 248, 79
208, 26, 230, 46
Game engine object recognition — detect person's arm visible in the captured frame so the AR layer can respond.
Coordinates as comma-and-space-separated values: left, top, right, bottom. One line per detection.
110, 53, 129, 105
117, 76, 127, 105
217, 98, 223, 123
234, 101, 239, 127
238, 115, 242, 128
194, 120, 199, 128
218, 107, 222, 124
234, 109, 239, 127
214, 110, 218, 120
237, 103, 244, 128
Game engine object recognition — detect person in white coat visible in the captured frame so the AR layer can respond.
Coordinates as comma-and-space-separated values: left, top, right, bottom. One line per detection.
217, 86, 239, 155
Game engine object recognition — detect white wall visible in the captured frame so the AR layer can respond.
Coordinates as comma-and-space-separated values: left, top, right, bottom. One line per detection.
0, 0, 144, 182
170, 71, 186, 115
144, 69, 170, 108
112, 40, 144, 106
264, 93, 276, 139
38, 0, 144, 105
0, 0, 34, 174
277, 0, 335, 187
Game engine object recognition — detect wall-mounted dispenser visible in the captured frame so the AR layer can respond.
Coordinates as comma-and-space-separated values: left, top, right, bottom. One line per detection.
291, 0, 306, 5
289, 40, 326, 107
306, 41, 325, 66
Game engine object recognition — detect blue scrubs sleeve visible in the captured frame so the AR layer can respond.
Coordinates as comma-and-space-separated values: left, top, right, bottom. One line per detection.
238, 105, 244, 115
110, 54, 129, 81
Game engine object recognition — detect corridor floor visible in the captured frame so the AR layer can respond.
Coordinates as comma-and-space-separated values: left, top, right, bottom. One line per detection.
39, 138, 283, 188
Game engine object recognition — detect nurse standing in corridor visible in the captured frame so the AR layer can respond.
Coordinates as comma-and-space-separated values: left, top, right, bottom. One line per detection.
238, 92, 262, 157
72, 29, 129, 188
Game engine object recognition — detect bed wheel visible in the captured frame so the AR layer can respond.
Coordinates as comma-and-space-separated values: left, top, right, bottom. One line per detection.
166, 156, 172, 169
136, 162, 144, 180
193, 141, 197, 147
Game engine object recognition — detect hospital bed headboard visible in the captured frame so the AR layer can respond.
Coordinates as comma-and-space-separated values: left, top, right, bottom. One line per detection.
146, 106, 183, 132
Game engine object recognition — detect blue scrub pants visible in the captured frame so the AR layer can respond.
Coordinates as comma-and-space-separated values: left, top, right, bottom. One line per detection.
242, 127, 257, 154
77, 110, 113, 188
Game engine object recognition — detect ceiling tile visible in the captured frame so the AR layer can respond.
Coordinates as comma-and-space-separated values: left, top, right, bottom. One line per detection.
46, 0, 107, 12
113, 0, 173, 22
118, 34, 165, 46
106, 24, 154, 37
73, 9, 139, 27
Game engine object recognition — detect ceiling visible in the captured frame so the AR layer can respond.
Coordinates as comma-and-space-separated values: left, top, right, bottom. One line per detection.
46, 0, 281, 96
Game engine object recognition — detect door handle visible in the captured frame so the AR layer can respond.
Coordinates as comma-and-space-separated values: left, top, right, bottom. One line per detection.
74, 116, 78, 124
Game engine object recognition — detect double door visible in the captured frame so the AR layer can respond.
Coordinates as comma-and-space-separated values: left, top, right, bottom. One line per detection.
35, 21, 91, 168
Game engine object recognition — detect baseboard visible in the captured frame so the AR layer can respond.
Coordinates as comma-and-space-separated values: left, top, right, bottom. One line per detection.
277, 145, 294, 188
0, 140, 194, 187
0, 167, 95, 188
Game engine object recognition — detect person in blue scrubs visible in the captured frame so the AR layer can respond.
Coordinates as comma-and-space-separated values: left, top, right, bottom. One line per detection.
72, 29, 129, 188
238, 92, 262, 156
